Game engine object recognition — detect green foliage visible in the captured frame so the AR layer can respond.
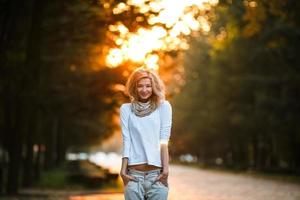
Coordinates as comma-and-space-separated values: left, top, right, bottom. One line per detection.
172, 0, 300, 173
35, 167, 70, 189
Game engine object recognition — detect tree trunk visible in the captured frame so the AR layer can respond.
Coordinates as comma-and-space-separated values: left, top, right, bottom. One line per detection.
6, 94, 23, 194
22, 105, 34, 187
34, 144, 42, 181
33, 109, 43, 181
44, 117, 55, 169
56, 118, 66, 166
45, 116, 59, 169
21, 0, 48, 182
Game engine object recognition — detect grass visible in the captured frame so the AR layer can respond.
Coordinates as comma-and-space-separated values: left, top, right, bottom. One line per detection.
31, 162, 123, 192
33, 165, 85, 190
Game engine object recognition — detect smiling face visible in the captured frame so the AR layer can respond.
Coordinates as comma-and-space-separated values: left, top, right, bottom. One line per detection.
137, 77, 153, 102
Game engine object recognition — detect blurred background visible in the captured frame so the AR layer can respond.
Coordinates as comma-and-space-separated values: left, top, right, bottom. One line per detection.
0, 0, 299, 198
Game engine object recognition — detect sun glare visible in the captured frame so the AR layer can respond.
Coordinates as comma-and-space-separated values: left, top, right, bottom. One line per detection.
106, 0, 218, 69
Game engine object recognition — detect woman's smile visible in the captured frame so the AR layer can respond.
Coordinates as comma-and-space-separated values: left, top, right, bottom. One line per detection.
137, 78, 153, 101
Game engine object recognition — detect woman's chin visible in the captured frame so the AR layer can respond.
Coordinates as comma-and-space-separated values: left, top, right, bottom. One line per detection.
139, 97, 150, 101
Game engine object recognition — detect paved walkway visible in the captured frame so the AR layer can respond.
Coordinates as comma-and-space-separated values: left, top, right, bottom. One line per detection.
3, 164, 299, 200
69, 164, 300, 200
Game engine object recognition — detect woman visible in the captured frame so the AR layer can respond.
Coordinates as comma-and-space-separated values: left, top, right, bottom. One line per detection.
119, 67, 172, 200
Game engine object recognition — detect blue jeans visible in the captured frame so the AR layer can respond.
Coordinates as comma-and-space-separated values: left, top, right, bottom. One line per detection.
125, 168, 169, 200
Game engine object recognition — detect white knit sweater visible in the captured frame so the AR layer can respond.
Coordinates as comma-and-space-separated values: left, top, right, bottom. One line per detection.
120, 100, 172, 167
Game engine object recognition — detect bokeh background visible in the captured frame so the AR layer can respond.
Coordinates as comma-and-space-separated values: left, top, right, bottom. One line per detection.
0, 0, 299, 198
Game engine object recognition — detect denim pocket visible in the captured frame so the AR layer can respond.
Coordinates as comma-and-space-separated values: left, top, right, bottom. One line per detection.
125, 174, 138, 187
152, 174, 168, 189
125, 179, 139, 190
158, 181, 169, 189
124, 180, 131, 187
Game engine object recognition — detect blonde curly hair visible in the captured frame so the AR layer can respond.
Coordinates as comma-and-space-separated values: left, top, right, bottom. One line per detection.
125, 67, 165, 107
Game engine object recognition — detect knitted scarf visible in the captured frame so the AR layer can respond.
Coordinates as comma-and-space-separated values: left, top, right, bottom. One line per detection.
131, 100, 156, 117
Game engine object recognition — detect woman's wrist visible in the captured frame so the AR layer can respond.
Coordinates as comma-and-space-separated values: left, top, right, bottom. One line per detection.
162, 166, 169, 173
120, 169, 128, 176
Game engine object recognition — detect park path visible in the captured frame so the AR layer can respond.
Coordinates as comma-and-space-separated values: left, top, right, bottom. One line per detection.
69, 164, 300, 200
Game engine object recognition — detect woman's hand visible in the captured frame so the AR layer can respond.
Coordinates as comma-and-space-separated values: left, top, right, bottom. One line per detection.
120, 172, 137, 186
155, 169, 169, 187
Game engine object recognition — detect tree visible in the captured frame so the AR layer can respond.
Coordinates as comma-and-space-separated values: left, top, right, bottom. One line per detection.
173, 0, 300, 173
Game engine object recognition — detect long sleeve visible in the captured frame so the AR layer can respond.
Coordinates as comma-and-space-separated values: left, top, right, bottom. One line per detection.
159, 101, 172, 144
120, 104, 131, 158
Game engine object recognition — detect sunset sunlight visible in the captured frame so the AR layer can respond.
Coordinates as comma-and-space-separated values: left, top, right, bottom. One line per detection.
105, 0, 218, 69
